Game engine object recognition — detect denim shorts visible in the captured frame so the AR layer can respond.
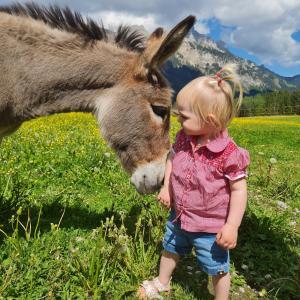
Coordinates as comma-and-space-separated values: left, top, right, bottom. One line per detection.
162, 214, 229, 276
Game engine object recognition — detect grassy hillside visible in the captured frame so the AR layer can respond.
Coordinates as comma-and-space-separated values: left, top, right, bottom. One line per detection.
0, 114, 299, 299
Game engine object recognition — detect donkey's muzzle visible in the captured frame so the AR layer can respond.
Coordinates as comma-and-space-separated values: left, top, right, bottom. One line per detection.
130, 160, 166, 194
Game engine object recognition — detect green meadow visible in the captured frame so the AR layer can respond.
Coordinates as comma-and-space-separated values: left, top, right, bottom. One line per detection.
0, 114, 299, 299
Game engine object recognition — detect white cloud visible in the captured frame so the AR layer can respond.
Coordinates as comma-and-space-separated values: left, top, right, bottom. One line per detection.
1, 0, 300, 69
211, 0, 300, 67
84, 0, 300, 68
194, 22, 210, 35
88, 10, 159, 32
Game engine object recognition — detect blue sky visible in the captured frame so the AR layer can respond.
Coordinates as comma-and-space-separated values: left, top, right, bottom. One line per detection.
1, 0, 300, 77
199, 18, 300, 77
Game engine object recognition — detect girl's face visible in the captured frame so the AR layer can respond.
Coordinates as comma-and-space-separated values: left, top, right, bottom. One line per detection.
177, 97, 215, 137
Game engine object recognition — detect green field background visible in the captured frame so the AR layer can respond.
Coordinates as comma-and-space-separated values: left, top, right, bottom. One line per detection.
0, 114, 299, 299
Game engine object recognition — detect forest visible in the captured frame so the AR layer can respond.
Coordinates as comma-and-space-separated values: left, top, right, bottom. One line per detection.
240, 89, 300, 117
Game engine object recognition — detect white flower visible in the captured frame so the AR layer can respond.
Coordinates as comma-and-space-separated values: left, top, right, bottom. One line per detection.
187, 271, 193, 275
70, 247, 79, 254
75, 236, 84, 243
289, 221, 296, 226
104, 152, 111, 158
186, 266, 193, 270
91, 228, 98, 238
270, 157, 277, 164
277, 201, 288, 210
258, 152, 265, 156
241, 264, 249, 271
239, 287, 245, 293
265, 274, 272, 280
50, 223, 58, 231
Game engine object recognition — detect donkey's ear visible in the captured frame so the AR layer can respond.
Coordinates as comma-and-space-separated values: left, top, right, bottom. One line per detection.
146, 15, 196, 69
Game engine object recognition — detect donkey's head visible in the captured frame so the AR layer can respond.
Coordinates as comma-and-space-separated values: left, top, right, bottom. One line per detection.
96, 16, 195, 194
0, 2, 194, 194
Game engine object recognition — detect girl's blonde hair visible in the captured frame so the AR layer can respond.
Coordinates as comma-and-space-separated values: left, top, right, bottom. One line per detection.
177, 64, 243, 132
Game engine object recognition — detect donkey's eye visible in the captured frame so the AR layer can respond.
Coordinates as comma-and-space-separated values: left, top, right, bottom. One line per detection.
151, 105, 169, 119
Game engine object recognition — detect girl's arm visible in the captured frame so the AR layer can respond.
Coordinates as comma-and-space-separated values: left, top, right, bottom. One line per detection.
227, 178, 248, 227
162, 151, 174, 188
157, 151, 174, 208
216, 178, 247, 249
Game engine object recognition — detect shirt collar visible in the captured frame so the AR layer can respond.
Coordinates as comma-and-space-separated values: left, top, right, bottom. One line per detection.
206, 129, 230, 152
189, 129, 230, 153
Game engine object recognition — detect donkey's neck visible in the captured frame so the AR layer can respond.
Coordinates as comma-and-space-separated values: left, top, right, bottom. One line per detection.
17, 44, 133, 121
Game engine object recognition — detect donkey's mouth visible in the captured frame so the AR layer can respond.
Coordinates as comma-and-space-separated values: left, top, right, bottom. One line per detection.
133, 181, 162, 195
131, 177, 164, 194
130, 160, 166, 194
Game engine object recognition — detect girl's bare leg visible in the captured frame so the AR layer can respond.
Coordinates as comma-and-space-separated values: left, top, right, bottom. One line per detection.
212, 272, 230, 300
158, 250, 180, 285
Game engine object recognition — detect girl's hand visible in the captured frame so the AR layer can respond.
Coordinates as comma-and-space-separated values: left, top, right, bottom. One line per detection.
157, 186, 171, 209
216, 223, 238, 250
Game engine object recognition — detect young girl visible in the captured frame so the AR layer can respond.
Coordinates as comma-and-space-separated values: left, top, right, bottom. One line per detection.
138, 65, 250, 300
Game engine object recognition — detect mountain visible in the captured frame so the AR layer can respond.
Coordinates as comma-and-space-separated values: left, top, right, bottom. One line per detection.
282, 75, 300, 87
163, 28, 300, 95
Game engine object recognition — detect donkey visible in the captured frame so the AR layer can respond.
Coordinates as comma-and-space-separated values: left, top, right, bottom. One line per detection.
0, 3, 195, 194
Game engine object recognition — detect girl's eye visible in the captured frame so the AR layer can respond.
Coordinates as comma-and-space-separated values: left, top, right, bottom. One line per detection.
151, 105, 169, 119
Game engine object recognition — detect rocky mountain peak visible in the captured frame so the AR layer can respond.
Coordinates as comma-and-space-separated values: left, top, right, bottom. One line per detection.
166, 28, 298, 94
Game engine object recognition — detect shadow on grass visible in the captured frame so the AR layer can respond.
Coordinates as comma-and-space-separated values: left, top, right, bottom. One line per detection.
1, 196, 299, 299
0, 199, 113, 235
232, 211, 300, 299
0, 198, 215, 298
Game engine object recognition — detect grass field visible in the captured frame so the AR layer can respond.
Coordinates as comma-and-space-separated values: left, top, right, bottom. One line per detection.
0, 114, 299, 299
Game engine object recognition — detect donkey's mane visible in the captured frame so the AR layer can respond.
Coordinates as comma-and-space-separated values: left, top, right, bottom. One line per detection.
0, 2, 146, 52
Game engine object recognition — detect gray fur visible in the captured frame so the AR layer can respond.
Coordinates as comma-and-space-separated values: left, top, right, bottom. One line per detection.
0, 6, 195, 193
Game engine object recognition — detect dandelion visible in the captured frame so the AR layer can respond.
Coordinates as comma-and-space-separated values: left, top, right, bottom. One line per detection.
104, 152, 111, 158
264, 274, 272, 280
17, 207, 23, 216
277, 201, 288, 210
75, 236, 84, 243
70, 247, 79, 254
93, 167, 100, 173
118, 210, 127, 217
258, 288, 267, 297
91, 228, 99, 239
50, 223, 58, 231
269, 157, 277, 164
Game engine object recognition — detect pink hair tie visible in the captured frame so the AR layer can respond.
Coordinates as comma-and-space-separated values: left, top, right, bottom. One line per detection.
215, 71, 223, 86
